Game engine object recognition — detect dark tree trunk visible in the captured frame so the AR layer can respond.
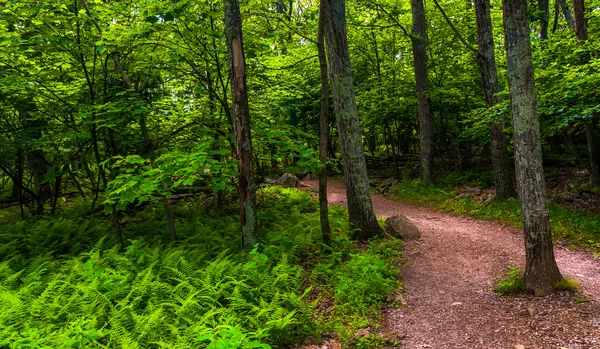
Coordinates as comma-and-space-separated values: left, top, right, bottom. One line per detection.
322, 0, 383, 239
225, 0, 258, 251
538, 0, 550, 39
19, 101, 50, 213
572, 0, 600, 186
475, 0, 517, 200
411, 0, 435, 182
165, 201, 178, 241
503, 0, 563, 295
586, 121, 600, 187
318, 2, 332, 245
558, 0, 575, 29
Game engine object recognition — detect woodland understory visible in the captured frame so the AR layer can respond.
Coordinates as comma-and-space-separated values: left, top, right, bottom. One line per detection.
1, 0, 600, 347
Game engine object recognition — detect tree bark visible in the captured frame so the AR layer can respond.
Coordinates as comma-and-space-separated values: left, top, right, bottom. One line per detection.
503, 0, 563, 295
572, 0, 600, 186
410, 0, 435, 182
225, 0, 258, 251
558, 0, 575, 29
475, 0, 517, 199
538, 0, 550, 39
322, 0, 383, 239
318, 0, 332, 245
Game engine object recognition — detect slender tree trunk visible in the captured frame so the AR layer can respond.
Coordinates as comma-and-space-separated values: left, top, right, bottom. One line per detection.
475, 0, 517, 199
318, 2, 332, 245
322, 0, 383, 239
225, 0, 258, 251
586, 121, 600, 186
165, 201, 178, 241
503, 0, 563, 295
538, 0, 550, 39
410, 0, 435, 182
572, 0, 600, 186
558, 0, 575, 29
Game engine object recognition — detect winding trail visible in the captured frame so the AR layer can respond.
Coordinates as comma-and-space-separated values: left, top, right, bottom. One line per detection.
303, 179, 600, 349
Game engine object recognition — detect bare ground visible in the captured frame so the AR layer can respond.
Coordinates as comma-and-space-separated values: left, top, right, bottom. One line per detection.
301, 179, 600, 349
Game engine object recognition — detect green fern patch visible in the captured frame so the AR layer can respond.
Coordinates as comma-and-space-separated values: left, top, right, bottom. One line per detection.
0, 187, 403, 348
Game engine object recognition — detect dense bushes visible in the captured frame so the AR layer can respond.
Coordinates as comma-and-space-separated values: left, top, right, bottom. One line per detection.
0, 187, 403, 348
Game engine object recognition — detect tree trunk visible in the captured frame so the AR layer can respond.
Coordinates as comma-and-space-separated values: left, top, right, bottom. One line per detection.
318, 1, 332, 245
225, 0, 258, 251
572, 0, 599, 186
322, 0, 383, 240
503, 0, 563, 295
586, 121, 600, 187
165, 201, 178, 241
475, 0, 517, 200
558, 0, 575, 29
410, 0, 435, 182
538, 0, 550, 39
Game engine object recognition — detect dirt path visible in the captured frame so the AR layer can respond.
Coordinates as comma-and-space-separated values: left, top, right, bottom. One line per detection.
303, 179, 600, 349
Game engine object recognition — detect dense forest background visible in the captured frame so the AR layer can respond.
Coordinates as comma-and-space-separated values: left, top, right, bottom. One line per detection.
0, 0, 599, 347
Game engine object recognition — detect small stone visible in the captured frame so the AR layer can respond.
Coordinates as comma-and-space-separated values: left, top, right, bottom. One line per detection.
451, 302, 463, 306
514, 345, 526, 349
527, 307, 538, 317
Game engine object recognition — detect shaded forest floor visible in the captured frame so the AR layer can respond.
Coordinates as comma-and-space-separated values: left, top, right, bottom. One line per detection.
302, 178, 600, 349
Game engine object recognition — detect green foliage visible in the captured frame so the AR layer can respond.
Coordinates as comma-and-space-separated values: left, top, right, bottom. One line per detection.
103, 141, 237, 213
493, 266, 525, 295
552, 277, 580, 292
0, 188, 403, 348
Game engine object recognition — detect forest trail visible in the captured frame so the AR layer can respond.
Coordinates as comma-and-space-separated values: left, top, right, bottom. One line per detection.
302, 179, 600, 349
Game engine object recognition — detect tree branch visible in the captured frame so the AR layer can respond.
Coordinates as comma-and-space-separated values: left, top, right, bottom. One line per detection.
431, 0, 477, 53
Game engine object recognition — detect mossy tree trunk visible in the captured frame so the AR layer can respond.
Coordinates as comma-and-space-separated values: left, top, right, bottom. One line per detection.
225, 0, 258, 251
503, 0, 563, 295
318, 1, 332, 245
410, 0, 435, 182
322, 0, 383, 240
475, 0, 517, 200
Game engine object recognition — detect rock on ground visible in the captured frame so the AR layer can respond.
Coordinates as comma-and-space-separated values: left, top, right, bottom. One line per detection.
385, 214, 421, 240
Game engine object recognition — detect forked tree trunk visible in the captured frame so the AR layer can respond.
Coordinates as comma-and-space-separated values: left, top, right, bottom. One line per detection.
410, 0, 435, 182
475, 0, 517, 200
322, 0, 383, 240
317, 1, 332, 245
558, 0, 575, 29
503, 0, 563, 295
225, 0, 258, 251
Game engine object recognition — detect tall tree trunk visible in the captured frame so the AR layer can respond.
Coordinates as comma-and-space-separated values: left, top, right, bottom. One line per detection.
538, 0, 550, 39
503, 0, 563, 295
475, 0, 517, 199
322, 0, 383, 240
318, 1, 331, 245
19, 101, 50, 213
558, 0, 575, 29
225, 0, 258, 251
572, 0, 600, 186
411, 0, 435, 182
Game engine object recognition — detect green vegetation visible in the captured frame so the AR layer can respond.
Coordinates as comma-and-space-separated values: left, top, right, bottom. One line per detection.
493, 266, 525, 295
0, 187, 401, 348
391, 174, 600, 252
552, 277, 581, 292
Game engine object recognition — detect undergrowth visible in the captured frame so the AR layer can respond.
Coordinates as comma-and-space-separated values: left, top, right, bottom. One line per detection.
493, 266, 525, 295
391, 175, 600, 253
0, 187, 403, 348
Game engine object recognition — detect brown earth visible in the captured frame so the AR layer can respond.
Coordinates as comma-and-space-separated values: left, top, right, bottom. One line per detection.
301, 179, 600, 349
